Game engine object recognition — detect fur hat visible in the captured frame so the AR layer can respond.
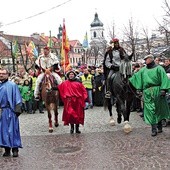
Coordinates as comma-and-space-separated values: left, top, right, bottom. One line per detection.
144, 54, 154, 60
110, 38, 119, 44
43, 46, 50, 50
66, 70, 77, 78
112, 38, 119, 42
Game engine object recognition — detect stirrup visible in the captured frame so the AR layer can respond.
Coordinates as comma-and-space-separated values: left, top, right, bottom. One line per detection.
105, 91, 111, 98
34, 97, 40, 101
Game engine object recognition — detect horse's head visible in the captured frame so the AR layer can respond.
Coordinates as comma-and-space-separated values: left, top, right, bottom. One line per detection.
45, 77, 52, 92
45, 68, 52, 75
43, 73, 54, 93
120, 53, 133, 82
41, 73, 59, 105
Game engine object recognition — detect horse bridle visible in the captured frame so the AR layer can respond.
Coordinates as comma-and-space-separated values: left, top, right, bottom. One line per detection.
45, 74, 53, 92
127, 81, 144, 102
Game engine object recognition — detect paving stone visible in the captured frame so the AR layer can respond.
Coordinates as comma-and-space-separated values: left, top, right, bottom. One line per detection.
0, 106, 169, 170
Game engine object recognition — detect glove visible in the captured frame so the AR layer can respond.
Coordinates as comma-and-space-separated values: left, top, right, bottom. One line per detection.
15, 104, 22, 117
35, 64, 39, 70
136, 90, 142, 97
111, 65, 119, 71
52, 86, 58, 91
160, 90, 166, 97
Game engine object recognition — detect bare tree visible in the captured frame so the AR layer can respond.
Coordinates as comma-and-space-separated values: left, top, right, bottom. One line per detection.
107, 20, 116, 41
156, 0, 170, 45
141, 27, 153, 54
122, 16, 139, 61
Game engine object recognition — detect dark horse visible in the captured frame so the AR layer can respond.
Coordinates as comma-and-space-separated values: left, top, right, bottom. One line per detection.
104, 53, 137, 133
41, 72, 59, 133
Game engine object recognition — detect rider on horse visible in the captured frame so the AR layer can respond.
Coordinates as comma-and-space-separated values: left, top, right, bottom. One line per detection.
104, 38, 127, 98
34, 46, 62, 100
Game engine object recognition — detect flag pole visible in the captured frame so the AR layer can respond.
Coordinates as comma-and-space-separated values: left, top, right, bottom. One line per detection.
63, 19, 66, 75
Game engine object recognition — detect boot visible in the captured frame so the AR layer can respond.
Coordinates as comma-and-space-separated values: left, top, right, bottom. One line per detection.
157, 121, 163, 133
105, 79, 111, 99
151, 124, 157, 137
34, 84, 40, 100
12, 148, 19, 157
161, 119, 167, 127
3, 147, 11, 157
76, 124, 81, 134
70, 124, 74, 134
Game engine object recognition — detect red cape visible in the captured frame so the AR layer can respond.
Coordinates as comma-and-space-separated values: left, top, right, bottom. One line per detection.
58, 80, 88, 125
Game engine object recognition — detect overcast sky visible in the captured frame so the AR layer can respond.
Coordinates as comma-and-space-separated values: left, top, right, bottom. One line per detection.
0, 0, 166, 43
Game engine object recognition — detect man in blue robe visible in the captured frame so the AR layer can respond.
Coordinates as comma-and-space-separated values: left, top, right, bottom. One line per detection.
0, 68, 22, 157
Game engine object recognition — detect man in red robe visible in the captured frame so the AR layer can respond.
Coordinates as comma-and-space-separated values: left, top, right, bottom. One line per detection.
58, 70, 88, 134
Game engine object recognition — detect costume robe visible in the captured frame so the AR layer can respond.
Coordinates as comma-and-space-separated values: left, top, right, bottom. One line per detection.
129, 65, 170, 125
0, 80, 22, 148
58, 80, 87, 125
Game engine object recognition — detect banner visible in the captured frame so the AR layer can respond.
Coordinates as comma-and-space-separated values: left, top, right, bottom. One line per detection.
47, 30, 53, 48
82, 32, 88, 48
12, 40, 19, 58
26, 41, 38, 60
60, 19, 70, 73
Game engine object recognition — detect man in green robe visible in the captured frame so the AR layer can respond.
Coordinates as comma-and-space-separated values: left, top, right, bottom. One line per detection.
129, 54, 170, 137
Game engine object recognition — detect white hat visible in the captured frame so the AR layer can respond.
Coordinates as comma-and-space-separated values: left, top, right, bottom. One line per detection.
144, 54, 154, 60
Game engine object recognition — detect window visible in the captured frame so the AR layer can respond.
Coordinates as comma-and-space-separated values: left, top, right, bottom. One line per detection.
2, 60, 5, 64
93, 31, 96, 38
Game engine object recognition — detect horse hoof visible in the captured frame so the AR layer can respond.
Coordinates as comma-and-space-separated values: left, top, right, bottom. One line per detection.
55, 123, 59, 127
109, 118, 115, 126
117, 117, 122, 124
123, 121, 132, 134
49, 128, 53, 133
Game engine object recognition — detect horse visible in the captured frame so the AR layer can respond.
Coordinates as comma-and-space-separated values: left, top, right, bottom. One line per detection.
40, 72, 59, 133
104, 53, 137, 133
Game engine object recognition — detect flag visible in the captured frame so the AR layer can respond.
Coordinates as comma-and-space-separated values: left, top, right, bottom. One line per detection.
26, 41, 38, 59
60, 19, 70, 73
47, 30, 53, 48
12, 40, 19, 58
82, 32, 88, 48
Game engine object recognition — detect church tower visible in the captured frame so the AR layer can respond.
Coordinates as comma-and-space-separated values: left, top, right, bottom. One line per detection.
89, 12, 107, 66
90, 12, 105, 43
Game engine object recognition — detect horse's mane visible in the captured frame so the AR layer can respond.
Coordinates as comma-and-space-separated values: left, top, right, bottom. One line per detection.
120, 52, 134, 78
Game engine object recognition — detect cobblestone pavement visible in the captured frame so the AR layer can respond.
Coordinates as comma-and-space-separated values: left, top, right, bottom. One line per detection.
0, 106, 169, 170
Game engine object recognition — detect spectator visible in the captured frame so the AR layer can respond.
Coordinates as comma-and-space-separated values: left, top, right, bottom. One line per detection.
20, 79, 33, 114
80, 68, 96, 109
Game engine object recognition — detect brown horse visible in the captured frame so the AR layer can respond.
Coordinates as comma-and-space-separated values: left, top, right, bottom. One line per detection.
40, 72, 59, 133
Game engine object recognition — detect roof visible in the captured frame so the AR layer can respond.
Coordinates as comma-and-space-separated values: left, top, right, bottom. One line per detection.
1, 34, 45, 46
69, 40, 82, 47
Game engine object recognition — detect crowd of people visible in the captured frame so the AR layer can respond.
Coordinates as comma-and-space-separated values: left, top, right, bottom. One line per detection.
0, 41, 170, 157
